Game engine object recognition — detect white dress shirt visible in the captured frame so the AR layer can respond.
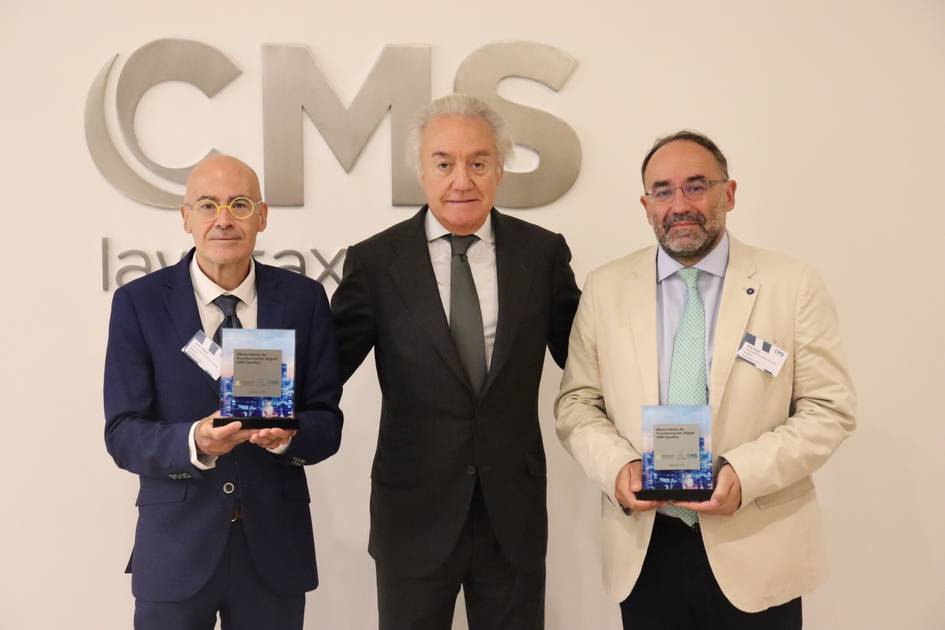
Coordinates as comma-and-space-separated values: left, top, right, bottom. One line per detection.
191, 256, 258, 334
425, 210, 499, 369
187, 256, 288, 469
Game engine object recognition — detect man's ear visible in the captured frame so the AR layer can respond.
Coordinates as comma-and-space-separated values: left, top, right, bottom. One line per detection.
724, 179, 737, 212
180, 205, 192, 233
640, 196, 655, 225
257, 203, 268, 232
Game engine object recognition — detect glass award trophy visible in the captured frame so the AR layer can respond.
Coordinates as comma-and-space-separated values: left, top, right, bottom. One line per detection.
636, 405, 714, 501
213, 329, 298, 430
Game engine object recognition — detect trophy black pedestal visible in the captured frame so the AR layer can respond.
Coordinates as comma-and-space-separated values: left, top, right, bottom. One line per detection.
636, 488, 714, 501
213, 416, 299, 430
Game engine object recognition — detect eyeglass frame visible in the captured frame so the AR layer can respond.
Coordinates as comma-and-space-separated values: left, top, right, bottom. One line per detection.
182, 196, 265, 221
643, 177, 729, 204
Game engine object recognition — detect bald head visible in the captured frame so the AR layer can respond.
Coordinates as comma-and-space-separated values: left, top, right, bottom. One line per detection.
180, 154, 268, 289
184, 154, 262, 203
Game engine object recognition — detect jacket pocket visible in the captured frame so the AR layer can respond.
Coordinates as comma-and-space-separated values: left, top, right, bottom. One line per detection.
526, 452, 547, 477
378, 423, 417, 448
755, 477, 814, 509
282, 475, 311, 503
135, 481, 188, 506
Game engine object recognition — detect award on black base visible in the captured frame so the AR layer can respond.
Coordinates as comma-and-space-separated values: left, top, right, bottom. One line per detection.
213, 329, 298, 430
636, 405, 714, 501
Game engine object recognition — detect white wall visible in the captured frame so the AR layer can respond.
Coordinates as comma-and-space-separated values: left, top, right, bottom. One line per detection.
1, 1, 943, 628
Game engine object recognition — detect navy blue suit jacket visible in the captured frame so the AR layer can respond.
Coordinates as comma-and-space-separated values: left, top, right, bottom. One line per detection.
104, 250, 343, 602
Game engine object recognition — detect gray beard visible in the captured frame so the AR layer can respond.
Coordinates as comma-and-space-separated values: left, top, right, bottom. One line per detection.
659, 225, 722, 262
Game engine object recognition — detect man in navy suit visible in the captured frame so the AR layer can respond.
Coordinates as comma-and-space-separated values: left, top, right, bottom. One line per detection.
104, 155, 343, 630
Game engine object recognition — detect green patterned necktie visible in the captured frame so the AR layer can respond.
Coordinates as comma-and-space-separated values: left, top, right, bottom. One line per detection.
662, 267, 705, 528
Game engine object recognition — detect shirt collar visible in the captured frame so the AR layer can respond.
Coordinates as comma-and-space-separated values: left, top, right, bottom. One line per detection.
190, 255, 257, 307
657, 231, 730, 283
424, 208, 495, 244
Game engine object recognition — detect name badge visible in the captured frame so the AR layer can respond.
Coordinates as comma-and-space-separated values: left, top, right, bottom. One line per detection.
182, 330, 221, 380
736, 332, 787, 377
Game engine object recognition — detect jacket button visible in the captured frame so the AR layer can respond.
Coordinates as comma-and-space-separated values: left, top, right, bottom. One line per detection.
223, 482, 235, 494
466, 465, 477, 476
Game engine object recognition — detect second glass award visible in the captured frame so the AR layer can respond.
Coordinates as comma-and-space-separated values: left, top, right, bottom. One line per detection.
637, 405, 714, 501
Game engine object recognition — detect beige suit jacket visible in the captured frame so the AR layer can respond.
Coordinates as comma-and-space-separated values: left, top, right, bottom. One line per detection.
555, 235, 856, 612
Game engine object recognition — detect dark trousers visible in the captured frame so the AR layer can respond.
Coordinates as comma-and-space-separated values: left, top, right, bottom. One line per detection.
376, 482, 545, 630
134, 521, 305, 630
620, 513, 802, 630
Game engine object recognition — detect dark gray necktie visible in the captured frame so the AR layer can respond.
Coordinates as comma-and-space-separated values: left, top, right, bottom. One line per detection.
448, 234, 487, 395
212, 294, 243, 347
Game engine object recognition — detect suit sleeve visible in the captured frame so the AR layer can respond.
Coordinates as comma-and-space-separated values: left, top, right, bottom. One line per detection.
103, 288, 203, 480
330, 246, 377, 383
555, 271, 641, 505
546, 233, 581, 369
721, 267, 857, 506
281, 285, 344, 466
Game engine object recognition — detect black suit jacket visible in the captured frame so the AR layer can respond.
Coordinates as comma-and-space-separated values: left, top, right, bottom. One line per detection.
331, 207, 580, 575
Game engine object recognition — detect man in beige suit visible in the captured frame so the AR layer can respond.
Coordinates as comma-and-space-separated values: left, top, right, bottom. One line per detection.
555, 130, 856, 629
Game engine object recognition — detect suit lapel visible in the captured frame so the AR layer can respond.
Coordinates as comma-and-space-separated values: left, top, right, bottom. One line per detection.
163, 250, 219, 397
255, 261, 287, 330
388, 208, 472, 391
709, 237, 759, 415
483, 210, 534, 394
627, 249, 660, 406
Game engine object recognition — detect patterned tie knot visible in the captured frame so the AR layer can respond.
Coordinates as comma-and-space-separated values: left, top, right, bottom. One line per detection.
449, 234, 478, 257
212, 294, 240, 317
678, 267, 700, 289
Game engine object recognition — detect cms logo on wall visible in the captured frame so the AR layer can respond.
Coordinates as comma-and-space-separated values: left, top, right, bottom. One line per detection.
85, 38, 583, 209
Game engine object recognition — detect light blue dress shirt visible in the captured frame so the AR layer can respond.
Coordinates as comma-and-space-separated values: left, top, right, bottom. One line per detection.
656, 232, 730, 404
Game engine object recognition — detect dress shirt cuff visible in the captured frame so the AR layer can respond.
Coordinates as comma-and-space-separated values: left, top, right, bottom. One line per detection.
189, 420, 218, 470
267, 438, 292, 456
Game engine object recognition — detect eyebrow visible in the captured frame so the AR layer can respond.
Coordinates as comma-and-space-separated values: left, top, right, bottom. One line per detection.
649, 175, 710, 188
194, 194, 253, 203
430, 150, 494, 159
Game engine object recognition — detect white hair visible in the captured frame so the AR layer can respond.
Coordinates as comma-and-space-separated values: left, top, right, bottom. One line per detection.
405, 93, 514, 176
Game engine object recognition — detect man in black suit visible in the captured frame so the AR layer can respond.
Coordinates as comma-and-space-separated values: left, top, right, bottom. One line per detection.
331, 94, 580, 630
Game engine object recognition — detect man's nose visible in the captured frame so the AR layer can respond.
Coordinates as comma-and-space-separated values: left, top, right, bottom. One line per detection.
668, 187, 693, 212
214, 206, 236, 227
451, 166, 473, 190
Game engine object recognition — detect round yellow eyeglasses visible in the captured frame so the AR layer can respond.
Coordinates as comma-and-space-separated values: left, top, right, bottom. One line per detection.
185, 197, 263, 221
